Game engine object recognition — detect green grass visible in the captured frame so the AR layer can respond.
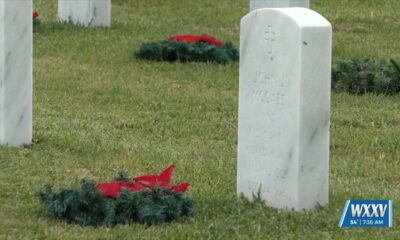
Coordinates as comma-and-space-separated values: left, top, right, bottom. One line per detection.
1, 0, 400, 239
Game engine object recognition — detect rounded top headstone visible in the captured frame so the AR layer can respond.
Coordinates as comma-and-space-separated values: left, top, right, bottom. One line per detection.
250, 0, 310, 11
242, 8, 331, 29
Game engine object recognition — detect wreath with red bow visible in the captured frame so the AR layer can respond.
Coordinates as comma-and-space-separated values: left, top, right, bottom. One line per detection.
135, 34, 239, 64
38, 165, 195, 227
33, 12, 40, 32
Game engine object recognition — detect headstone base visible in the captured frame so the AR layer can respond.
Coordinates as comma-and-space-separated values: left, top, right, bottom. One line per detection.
58, 0, 111, 27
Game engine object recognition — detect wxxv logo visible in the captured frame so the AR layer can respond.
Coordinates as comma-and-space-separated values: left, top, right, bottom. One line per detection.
339, 200, 393, 227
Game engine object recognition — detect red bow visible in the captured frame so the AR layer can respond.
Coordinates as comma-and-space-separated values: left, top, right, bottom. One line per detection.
33, 12, 39, 19
168, 35, 224, 46
96, 165, 190, 198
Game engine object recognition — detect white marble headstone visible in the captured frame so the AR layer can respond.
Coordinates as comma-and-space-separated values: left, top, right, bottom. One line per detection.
58, 0, 111, 27
250, 0, 309, 11
237, 8, 332, 210
0, 0, 33, 147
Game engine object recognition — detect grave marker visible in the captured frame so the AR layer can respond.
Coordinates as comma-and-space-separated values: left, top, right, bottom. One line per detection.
237, 8, 332, 210
0, 0, 33, 147
58, 0, 111, 27
250, 0, 309, 11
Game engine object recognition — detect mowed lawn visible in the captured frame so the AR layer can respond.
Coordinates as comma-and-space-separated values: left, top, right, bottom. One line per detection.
1, 0, 400, 239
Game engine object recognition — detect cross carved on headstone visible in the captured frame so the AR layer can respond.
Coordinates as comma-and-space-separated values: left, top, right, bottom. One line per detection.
265, 25, 276, 60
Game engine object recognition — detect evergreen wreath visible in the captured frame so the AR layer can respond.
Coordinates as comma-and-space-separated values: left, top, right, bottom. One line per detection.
33, 12, 40, 32
135, 34, 239, 64
332, 58, 400, 95
38, 165, 195, 227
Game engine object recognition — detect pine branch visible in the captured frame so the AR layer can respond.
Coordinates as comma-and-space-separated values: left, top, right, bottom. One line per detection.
390, 59, 400, 75
332, 58, 400, 95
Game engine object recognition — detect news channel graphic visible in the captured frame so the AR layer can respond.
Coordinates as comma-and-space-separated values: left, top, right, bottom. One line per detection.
339, 200, 393, 228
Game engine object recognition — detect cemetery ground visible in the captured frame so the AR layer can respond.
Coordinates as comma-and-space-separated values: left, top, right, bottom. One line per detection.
0, 0, 400, 239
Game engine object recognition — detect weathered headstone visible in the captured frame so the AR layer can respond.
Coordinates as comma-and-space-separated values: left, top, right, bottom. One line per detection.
0, 0, 33, 147
237, 8, 332, 210
250, 0, 309, 11
58, 0, 111, 27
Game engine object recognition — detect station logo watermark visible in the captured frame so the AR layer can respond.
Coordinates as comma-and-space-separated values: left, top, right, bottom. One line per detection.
339, 200, 393, 228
